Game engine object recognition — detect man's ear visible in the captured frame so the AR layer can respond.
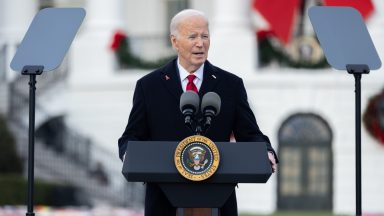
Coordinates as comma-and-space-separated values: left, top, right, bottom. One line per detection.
170, 35, 178, 51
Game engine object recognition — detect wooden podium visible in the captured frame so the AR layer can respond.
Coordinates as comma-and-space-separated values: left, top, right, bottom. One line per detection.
122, 141, 272, 216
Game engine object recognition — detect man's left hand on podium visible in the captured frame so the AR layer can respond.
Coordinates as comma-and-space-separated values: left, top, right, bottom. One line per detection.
268, 151, 277, 173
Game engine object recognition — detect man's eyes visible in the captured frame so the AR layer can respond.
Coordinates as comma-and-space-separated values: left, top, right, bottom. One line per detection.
188, 35, 209, 39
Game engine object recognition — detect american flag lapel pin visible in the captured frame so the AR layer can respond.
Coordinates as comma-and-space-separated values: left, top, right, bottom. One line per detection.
165, 75, 170, 80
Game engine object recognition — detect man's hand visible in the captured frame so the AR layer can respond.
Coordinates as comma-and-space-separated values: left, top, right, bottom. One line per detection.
268, 151, 277, 173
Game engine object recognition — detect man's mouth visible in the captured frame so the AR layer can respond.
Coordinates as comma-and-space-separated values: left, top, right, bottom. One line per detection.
193, 52, 205, 56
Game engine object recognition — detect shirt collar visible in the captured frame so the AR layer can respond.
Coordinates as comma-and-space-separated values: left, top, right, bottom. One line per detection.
177, 58, 204, 81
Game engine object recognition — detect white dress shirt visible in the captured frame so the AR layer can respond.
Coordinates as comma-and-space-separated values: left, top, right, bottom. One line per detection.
177, 59, 204, 92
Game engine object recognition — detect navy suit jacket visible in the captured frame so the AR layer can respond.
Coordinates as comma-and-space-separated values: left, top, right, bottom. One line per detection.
118, 59, 276, 160
118, 59, 277, 215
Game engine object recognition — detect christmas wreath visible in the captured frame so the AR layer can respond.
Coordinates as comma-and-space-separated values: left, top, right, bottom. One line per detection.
363, 90, 384, 145
110, 30, 176, 69
257, 31, 329, 68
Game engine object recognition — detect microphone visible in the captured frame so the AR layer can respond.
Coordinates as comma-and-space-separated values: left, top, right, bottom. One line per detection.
201, 92, 221, 132
180, 91, 200, 130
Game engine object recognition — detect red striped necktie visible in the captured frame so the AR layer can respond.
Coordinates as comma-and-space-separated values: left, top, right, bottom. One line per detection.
186, 74, 198, 93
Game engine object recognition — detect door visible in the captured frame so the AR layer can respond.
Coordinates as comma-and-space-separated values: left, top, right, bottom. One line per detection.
277, 113, 333, 210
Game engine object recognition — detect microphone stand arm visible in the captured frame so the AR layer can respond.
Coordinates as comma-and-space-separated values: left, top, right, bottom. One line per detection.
195, 122, 203, 135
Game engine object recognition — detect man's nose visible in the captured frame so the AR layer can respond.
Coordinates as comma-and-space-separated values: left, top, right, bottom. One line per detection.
195, 37, 203, 47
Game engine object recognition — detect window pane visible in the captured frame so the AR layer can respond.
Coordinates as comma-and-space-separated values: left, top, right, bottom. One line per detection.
280, 147, 302, 196
307, 147, 329, 195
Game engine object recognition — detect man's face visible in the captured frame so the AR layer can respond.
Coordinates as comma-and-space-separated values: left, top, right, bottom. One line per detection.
171, 16, 210, 73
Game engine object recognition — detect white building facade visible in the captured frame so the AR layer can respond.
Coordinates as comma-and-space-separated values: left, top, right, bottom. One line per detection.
1, 0, 384, 214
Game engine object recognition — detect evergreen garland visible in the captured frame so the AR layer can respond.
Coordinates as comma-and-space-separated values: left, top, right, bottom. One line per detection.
111, 31, 329, 70
111, 31, 176, 69
258, 36, 329, 69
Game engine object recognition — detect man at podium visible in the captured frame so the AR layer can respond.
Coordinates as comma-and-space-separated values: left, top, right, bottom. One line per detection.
118, 9, 278, 216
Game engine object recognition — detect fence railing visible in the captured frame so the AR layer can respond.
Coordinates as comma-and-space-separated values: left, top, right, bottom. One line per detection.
7, 55, 144, 207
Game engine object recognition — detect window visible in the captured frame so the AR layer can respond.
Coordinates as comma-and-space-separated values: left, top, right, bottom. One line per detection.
277, 113, 333, 210
166, 0, 189, 45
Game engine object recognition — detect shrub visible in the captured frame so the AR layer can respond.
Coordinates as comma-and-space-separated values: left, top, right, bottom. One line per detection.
0, 175, 79, 206
0, 115, 23, 174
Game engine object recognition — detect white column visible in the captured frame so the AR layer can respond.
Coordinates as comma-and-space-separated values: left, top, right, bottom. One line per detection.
70, 0, 124, 83
369, 0, 384, 64
0, 0, 37, 41
0, 0, 37, 81
209, 2, 273, 214
0, 1, 3, 38
86, 0, 124, 32
209, 0, 258, 78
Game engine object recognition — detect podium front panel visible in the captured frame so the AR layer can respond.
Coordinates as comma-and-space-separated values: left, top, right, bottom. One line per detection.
122, 141, 272, 183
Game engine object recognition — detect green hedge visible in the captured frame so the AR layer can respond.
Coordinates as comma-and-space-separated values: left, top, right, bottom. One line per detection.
0, 175, 79, 206
0, 115, 23, 174
0, 116, 81, 206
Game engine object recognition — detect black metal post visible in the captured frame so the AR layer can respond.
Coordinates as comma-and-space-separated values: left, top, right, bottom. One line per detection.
22, 66, 43, 216
26, 74, 36, 216
354, 73, 362, 216
347, 64, 368, 216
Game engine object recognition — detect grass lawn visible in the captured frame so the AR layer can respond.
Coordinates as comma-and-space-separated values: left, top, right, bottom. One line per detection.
240, 211, 348, 216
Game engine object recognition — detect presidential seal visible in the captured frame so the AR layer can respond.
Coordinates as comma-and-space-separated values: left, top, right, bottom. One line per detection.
174, 135, 220, 181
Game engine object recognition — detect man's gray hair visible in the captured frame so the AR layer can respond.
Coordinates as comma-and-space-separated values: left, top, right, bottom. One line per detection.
170, 9, 208, 37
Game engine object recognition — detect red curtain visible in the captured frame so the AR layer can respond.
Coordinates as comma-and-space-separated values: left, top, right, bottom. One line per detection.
323, 0, 375, 20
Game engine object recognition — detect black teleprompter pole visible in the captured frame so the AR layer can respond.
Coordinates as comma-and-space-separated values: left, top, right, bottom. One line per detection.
22, 66, 43, 216
309, 7, 381, 215
26, 74, 36, 216
347, 64, 368, 216
8, 8, 85, 215
354, 73, 362, 216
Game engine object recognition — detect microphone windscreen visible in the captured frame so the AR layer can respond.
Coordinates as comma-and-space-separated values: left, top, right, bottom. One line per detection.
201, 92, 221, 115
180, 91, 200, 114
